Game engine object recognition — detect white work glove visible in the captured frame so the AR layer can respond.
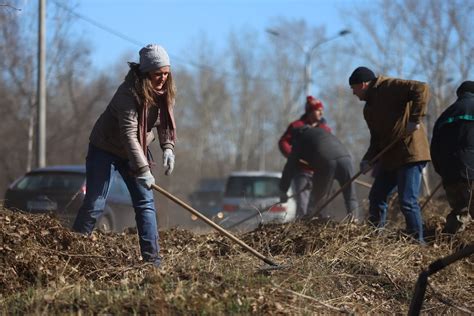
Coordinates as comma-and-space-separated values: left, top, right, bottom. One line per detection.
406, 121, 420, 134
163, 148, 175, 175
359, 160, 371, 175
137, 170, 155, 190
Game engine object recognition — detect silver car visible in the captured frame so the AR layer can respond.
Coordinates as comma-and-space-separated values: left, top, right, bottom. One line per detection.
219, 171, 297, 229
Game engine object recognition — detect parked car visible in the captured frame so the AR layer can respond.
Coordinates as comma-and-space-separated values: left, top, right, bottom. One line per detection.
219, 171, 297, 228
188, 178, 226, 218
4, 165, 135, 232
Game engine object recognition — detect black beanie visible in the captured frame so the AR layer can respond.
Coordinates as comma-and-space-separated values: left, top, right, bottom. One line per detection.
349, 66, 376, 85
456, 80, 474, 97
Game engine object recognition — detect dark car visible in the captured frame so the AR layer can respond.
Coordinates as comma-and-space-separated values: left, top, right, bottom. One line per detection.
4, 165, 135, 232
188, 178, 225, 218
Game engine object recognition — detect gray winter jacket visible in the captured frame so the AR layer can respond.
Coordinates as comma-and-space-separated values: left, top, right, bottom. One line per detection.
89, 65, 176, 174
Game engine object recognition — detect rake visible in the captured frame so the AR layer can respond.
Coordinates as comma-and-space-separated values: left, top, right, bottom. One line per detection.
310, 138, 399, 219
151, 183, 287, 270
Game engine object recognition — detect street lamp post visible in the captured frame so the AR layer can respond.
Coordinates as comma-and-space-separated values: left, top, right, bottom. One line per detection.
266, 28, 350, 96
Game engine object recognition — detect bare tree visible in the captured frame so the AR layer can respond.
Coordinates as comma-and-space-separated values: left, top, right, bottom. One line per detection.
344, 0, 474, 132
0, 2, 115, 194
339, 0, 474, 189
316, 40, 370, 162
264, 19, 327, 129
226, 28, 281, 171
169, 35, 234, 195
0, 6, 37, 190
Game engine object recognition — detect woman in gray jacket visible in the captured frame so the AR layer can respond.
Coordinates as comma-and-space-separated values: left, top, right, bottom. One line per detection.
73, 44, 176, 267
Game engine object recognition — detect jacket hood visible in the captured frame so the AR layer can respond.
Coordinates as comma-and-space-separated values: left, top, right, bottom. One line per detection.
123, 62, 149, 109
125, 63, 142, 90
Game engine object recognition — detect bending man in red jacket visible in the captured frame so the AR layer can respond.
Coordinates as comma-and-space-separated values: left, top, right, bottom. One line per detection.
278, 96, 331, 219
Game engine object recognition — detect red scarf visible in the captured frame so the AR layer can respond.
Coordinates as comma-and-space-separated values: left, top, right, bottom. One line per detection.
139, 94, 176, 160
140, 103, 148, 157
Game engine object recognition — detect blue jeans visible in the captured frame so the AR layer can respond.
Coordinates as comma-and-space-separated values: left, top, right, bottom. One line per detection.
72, 144, 160, 266
368, 162, 426, 242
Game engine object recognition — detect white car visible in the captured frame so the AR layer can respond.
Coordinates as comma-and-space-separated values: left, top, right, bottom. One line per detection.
219, 171, 297, 229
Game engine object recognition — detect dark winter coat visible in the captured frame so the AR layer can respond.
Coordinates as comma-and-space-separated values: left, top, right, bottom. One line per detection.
89, 63, 176, 174
431, 92, 474, 182
278, 116, 331, 174
278, 115, 331, 157
280, 126, 350, 192
363, 76, 431, 170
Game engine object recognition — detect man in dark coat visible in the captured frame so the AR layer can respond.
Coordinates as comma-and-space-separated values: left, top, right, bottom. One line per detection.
349, 66, 431, 243
278, 96, 332, 219
279, 126, 359, 220
431, 81, 474, 234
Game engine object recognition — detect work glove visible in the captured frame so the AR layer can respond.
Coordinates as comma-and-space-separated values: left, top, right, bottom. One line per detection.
279, 191, 288, 203
163, 148, 175, 175
137, 169, 155, 190
406, 121, 420, 134
359, 160, 371, 175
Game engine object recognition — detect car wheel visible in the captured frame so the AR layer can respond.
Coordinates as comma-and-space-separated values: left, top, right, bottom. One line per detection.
97, 214, 113, 232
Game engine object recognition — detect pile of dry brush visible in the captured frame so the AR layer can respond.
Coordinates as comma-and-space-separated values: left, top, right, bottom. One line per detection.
0, 200, 472, 314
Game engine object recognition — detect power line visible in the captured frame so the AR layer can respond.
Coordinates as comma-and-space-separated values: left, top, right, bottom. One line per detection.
0, 4, 22, 11
51, 1, 303, 85
52, 1, 144, 47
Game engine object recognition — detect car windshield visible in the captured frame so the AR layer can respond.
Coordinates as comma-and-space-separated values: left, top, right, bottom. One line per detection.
225, 176, 280, 198
13, 172, 85, 192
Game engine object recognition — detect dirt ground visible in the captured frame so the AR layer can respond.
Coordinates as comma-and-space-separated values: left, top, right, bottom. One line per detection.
0, 197, 472, 314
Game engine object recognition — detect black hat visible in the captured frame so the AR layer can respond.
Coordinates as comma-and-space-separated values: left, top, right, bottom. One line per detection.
456, 80, 474, 97
349, 66, 376, 85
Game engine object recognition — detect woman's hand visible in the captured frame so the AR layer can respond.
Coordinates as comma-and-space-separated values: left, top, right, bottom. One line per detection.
137, 170, 155, 189
163, 148, 175, 175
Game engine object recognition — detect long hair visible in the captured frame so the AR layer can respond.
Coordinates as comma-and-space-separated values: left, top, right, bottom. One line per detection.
126, 63, 176, 109
140, 71, 176, 109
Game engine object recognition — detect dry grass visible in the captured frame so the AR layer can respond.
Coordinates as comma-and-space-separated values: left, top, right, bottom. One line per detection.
0, 199, 472, 315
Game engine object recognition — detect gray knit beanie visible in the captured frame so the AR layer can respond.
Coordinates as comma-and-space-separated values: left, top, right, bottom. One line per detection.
139, 44, 170, 73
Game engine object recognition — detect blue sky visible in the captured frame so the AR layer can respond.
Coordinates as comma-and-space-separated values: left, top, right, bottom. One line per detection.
60, 0, 362, 70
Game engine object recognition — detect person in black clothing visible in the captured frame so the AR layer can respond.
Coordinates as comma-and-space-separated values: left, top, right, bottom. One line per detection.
279, 126, 359, 220
431, 81, 474, 234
